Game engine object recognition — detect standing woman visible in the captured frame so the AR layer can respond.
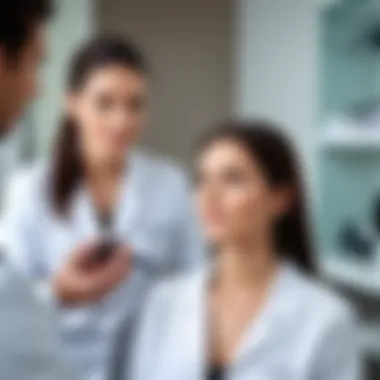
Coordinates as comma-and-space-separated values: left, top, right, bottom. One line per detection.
0, 36, 204, 380
128, 121, 360, 380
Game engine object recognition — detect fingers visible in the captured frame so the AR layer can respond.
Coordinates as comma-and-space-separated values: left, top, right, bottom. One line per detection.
104, 246, 131, 277
92, 246, 131, 289
113, 245, 132, 265
70, 240, 100, 266
63, 242, 132, 303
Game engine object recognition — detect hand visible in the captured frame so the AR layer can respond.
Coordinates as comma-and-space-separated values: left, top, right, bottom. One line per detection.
53, 241, 131, 306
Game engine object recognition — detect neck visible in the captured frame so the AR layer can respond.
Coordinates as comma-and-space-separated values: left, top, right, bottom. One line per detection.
84, 154, 125, 184
215, 238, 278, 291
83, 154, 127, 214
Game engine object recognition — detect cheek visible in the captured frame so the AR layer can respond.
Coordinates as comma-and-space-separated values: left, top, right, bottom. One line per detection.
129, 107, 146, 124
122, 112, 144, 141
8, 70, 37, 114
225, 184, 272, 232
77, 102, 145, 146
16, 74, 36, 102
77, 105, 106, 139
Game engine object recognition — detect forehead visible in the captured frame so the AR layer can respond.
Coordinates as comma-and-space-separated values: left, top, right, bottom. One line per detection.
199, 139, 257, 170
28, 23, 46, 57
79, 65, 148, 94
17, 23, 46, 64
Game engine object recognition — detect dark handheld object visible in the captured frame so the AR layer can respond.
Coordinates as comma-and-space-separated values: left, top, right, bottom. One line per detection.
90, 239, 118, 265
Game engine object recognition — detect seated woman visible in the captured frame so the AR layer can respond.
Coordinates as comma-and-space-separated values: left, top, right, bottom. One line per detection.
127, 120, 360, 380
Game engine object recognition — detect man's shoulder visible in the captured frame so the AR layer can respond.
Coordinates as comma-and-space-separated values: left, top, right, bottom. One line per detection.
0, 258, 44, 310
0, 259, 74, 379
2, 161, 49, 208
6, 160, 48, 191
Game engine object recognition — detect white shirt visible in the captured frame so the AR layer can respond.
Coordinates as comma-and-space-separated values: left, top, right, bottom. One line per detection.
128, 263, 360, 380
0, 150, 205, 380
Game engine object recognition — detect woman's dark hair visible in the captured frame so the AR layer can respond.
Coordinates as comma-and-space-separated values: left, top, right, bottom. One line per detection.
197, 120, 315, 274
51, 35, 148, 215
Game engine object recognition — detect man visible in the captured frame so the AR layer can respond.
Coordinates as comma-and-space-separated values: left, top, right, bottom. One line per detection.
0, 1, 77, 379
0, 1, 132, 379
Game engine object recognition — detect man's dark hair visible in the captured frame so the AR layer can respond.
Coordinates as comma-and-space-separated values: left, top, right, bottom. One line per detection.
0, 0, 53, 60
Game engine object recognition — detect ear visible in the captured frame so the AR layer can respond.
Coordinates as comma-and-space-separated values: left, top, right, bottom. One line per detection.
272, 186, 293, 218
64, 92, 78, 119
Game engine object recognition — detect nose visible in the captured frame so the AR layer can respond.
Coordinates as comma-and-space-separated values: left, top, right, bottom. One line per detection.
111, 109, 133, 130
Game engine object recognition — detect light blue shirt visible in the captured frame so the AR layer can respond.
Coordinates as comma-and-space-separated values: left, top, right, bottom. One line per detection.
0, 150, 205, 380
0, 258, 75, 380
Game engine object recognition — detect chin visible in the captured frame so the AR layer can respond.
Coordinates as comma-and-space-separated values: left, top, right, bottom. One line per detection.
107, 143, 129, 157
101, 145, 125, 158
204, 229, 227, 247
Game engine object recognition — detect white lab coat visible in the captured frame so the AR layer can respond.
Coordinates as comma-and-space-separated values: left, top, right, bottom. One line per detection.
0, 150, 205, 380
128, 263, 360, 380
0, 258, 75, 380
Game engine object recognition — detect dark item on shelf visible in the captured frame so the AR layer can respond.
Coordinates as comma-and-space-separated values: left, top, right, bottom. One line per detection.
367, 26, 380, 50
372, 192, 380, 236
337, 221, 373, 259
349, 99, 380, 120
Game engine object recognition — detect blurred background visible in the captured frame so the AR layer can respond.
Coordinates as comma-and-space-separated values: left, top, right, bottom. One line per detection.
0, 0, 318, 181
4, 0, 380, 377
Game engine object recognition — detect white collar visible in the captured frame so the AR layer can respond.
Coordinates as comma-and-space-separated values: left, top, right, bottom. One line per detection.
178, 262, 303, 367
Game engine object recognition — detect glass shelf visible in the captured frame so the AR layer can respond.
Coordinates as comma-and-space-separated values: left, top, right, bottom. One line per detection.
319, 130, 380, 151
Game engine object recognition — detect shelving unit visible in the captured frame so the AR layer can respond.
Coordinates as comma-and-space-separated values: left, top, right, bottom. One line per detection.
320, 255, 380, 296
320, 0, 380, 374
320, 255, 380, 358
325, 0, 380, 42
361, 325, 380, 359
319, 130, 380, 151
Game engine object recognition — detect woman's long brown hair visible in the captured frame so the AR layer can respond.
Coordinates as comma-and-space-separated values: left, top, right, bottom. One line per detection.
51, 35, 147, 216
197, 120, 316, 274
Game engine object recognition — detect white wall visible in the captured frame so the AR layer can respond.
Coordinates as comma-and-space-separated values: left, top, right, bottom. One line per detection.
33, 0, 95, 156
98, 0, 232, 163
235, 0, 319, 198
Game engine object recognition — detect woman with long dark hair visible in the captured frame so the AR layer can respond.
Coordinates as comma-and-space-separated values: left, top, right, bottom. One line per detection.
127, 120, 359, 380
0, 35, 204, 380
